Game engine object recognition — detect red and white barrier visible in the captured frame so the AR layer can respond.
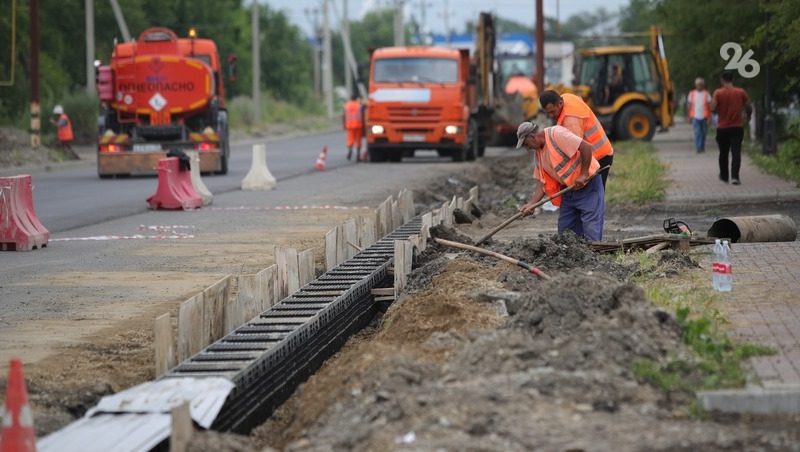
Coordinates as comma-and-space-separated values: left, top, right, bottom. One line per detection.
0, 175, 49, 251
146, 157, 203, 210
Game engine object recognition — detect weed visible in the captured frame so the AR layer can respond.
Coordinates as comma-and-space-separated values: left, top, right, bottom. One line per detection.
633, 306, 775, 406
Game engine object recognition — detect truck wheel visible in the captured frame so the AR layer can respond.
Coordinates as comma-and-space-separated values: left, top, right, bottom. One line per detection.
615, 104, 657, 141
477, 135, 487, 158
215, 110, 230, 175
461, 119, 478, 162
369, 147, 387, 162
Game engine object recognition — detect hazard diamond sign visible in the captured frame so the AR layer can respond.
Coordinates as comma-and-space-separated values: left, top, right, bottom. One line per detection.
149, 92, 167, 111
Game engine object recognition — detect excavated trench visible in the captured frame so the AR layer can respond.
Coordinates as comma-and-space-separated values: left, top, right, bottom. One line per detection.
183, 155, 800, 451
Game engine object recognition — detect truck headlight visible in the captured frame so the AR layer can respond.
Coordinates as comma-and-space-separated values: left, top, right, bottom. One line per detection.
444, 125, 459, 134
371, 125, 385, 134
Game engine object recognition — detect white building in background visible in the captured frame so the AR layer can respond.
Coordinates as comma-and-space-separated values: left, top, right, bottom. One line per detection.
544, 41, 575, 86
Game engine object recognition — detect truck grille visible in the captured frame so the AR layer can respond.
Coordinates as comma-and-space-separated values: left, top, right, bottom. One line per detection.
387, 106, 442, 123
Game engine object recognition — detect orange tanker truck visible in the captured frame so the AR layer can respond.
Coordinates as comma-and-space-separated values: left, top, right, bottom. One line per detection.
95, 27, 230, 178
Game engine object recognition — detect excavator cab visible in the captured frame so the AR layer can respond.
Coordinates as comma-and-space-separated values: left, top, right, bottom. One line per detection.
567, 26, 674, 141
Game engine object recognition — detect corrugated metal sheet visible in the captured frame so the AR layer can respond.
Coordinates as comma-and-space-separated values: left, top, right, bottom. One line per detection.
86, 377, 233, 428
37, 377, 233, 451
38, 413, 170, 452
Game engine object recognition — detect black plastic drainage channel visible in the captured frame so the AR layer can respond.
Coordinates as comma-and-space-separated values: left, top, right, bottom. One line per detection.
163, 218, 423, 433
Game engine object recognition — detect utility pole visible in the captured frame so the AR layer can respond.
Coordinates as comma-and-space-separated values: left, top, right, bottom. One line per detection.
30, 0, 40, 147
342, 0, 352, 97
393, 0, 405, 46
252, 1, 261, 122
86, 0, 95, 93
535, 0, 544, 93
442, 0, 450, 44
304, 8, 322, 97
108, 0, 131, 42
322, 0, 334, 117
331, 0, 367, 99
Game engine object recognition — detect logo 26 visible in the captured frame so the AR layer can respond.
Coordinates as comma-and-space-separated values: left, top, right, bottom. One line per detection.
720, 42, 760, 78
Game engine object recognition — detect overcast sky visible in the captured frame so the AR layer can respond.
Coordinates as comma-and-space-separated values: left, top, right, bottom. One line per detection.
263, 0, 632, 37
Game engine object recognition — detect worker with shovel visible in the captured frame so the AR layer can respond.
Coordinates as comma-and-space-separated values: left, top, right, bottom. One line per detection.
516, 122, 604, 241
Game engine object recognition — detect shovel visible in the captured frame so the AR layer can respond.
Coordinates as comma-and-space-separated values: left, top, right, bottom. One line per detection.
433, 237, 551, 280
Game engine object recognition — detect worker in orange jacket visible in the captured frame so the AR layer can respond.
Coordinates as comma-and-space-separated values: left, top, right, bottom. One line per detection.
516, 121, 604, 241
50, 105, 74, 154
342, 94, 364, 162
539, 91, 614, 188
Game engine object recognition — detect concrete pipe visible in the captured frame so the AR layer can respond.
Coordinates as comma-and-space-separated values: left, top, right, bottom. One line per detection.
707, 215, 797, 243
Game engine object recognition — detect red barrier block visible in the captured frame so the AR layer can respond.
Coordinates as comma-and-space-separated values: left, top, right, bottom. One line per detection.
146, 157, 203, 210
0, 175, 49, 251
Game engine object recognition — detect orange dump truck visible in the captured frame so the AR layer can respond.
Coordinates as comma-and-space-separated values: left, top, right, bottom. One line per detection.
365, 14, 495, 162
366, 47, 477, 162
95, 27, 230, 178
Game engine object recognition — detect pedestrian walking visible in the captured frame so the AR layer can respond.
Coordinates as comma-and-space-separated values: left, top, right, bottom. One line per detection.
687, 77, 712, 153
342, 94, 364, 162
539, 90, 614, 189
516, 122, 605, 241
711, 71, 753, 185
50, 105, 77, 158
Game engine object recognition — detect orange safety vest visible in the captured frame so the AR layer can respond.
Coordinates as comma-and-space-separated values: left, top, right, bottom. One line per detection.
343, 100, 363, 129
687, 89, 711, 120
57, 113, 74, 142
535, 126, 600, 206
557, 93, 613, 160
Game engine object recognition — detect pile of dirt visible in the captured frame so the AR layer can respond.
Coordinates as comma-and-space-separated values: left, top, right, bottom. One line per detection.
488, 230, 634, 280
249, 257, 798, 451
0, 126, 77, 168
414, 155, 533, 217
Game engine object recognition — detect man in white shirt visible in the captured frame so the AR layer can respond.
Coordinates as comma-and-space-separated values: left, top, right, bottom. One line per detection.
687, 77, 712, 153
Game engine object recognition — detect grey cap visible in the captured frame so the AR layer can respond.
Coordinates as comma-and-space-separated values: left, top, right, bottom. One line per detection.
516, 122, 539, 149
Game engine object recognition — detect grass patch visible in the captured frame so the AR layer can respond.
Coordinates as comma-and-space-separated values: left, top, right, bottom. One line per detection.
747, 140, 800, 185
619, 250, 775, 410
746, 117, 800, 185
633, 307, 774, 395
605, 141, 668, 205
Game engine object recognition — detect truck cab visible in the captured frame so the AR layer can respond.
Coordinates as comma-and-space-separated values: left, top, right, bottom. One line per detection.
366, 47, 479, 162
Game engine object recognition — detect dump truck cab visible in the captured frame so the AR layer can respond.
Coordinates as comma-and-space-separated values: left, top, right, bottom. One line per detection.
366, 46, 479, 162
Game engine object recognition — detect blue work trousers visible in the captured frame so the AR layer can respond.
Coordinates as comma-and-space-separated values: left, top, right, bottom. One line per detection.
692, 118, 708, 152
558, 175, 605, 241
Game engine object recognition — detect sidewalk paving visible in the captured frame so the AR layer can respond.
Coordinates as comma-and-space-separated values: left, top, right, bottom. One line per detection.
654, 123, 800, 393
656, 122, 800, 205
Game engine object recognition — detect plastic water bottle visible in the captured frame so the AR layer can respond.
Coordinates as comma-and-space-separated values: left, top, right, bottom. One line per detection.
718, 240, 733, 292
712, 239, 722, 291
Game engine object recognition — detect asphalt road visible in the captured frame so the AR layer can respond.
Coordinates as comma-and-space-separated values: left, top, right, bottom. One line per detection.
29, 131, 384, 233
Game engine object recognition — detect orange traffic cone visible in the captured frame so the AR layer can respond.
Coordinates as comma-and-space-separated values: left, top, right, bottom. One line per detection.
0, 359, 36, 452
314, 146, 328, 171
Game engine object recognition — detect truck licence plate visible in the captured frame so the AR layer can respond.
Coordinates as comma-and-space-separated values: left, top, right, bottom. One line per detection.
402, 134, 425, 142
132, 144, 162, 152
